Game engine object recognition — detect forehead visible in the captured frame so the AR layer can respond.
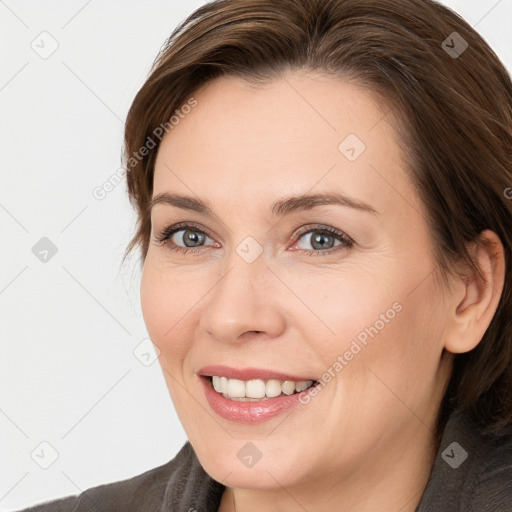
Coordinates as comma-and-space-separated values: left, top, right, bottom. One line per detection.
153, 72, 422, 221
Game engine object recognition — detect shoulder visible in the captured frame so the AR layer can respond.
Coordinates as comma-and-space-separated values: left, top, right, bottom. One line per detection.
15, 441, 221, 512
469, 429, 512, 510
416, 407, 512, 512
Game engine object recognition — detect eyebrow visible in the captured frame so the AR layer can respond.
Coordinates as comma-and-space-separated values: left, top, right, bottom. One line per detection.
149, 191, 378, 216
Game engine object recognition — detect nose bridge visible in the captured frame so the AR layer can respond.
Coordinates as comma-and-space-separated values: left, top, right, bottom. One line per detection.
213, 226, 269, 303
199, 246, 284, 342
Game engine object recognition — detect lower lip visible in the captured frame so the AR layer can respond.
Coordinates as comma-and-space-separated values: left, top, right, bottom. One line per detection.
200, 376, 319, 424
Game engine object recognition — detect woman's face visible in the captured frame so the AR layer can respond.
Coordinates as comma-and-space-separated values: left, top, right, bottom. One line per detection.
141, 72, 454, 493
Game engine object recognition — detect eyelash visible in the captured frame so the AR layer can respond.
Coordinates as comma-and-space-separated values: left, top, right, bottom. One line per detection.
153, 222, 354, 257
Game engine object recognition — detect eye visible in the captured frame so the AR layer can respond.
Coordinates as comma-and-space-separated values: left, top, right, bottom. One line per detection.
292, 225, 354, 255
153, 222, 217, 255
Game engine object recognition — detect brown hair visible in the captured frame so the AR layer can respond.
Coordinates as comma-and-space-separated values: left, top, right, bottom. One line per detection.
122, 0, 512, 443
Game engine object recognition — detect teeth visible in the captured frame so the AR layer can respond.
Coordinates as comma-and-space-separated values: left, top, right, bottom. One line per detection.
282, 380, 296, 395
227, 379, 245, 398
266, 379, 282, 398
210, 376, 316, 400
246, 379, 266, 398
295, 381, 312, 392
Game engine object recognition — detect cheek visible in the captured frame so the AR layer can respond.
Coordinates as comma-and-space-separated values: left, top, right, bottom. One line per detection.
308, 263, 442, 384
286, 265, 400, 354
140, 259, 207, 372
341, 276, 448, 411
140, 262, 165, 341
140, 261, 185, 354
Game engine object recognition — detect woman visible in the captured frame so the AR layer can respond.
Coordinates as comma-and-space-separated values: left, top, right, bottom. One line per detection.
19, 0, 512, 510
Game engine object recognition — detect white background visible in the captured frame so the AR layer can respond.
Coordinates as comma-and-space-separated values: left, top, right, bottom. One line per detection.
1, 1, 511, 510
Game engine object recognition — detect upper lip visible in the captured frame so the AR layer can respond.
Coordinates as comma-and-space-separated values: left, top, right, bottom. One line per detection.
198, 365, 318, 382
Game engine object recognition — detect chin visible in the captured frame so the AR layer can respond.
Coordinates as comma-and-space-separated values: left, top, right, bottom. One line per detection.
195, 440, 308, 490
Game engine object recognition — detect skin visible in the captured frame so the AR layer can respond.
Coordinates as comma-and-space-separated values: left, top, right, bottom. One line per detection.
140, 71, 505, 512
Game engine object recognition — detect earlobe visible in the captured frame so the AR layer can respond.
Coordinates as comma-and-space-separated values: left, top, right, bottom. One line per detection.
443, 230, 506, 354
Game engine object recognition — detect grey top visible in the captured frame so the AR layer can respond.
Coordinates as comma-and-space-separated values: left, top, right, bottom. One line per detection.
15, 407, 512, 512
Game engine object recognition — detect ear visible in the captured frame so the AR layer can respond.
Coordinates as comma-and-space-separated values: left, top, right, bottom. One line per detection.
443, 230, 506, 354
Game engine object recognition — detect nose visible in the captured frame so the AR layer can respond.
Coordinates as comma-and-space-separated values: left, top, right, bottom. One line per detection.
199, 256, 286, 344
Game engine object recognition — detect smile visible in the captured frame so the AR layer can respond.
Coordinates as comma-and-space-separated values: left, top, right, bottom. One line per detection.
198, 365, 322, 424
